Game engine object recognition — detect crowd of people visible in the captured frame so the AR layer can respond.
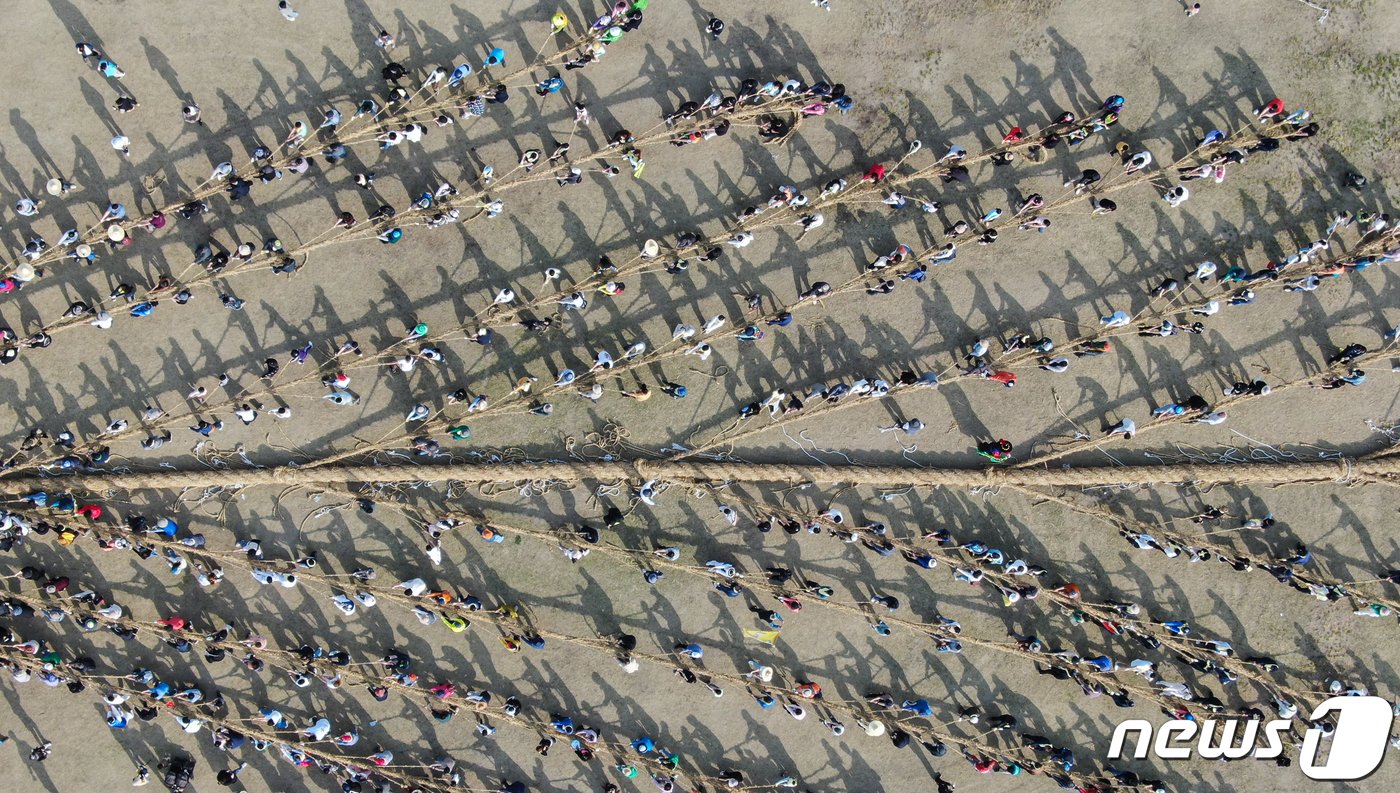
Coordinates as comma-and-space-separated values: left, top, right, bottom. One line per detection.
0, 487, 1171, 792
6, 449, 1396, 792
0, 3, 1396, 792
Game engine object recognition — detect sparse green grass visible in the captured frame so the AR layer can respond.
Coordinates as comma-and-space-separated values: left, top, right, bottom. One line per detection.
1288, 25, 1400, 180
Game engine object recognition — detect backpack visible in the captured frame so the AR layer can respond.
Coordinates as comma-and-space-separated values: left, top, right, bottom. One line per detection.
161, 757, 196, 792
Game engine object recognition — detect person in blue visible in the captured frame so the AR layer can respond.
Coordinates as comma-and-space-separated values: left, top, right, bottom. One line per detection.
1084, 656, 1115, 672
135, 517, 179, 536
901, 698, 933, 717
899, 264, 928, 282
714, 581, 743, 597
1313, 368, 1365, 389
484, 47, 506, 68
535, 75, 563, 96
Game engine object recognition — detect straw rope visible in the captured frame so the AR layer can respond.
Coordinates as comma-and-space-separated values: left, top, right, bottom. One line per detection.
0, 453, 1390, 493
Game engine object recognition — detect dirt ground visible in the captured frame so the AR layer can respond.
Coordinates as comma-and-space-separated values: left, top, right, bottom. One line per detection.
0, 0, 1397, 792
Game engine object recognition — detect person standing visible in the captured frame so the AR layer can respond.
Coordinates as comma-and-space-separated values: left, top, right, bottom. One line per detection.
216, 762, 246, 786
14, 196, 41, 217
278, 1, 299, 21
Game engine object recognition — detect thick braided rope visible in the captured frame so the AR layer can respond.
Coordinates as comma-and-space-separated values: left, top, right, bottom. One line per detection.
0, 456, 1390, 493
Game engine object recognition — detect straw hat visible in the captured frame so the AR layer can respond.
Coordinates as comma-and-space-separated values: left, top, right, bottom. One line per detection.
14, 263, 36, 282
45, 178, 64, 196
106, 224, 126, 241
75, 244, 93, 258
641, 238, 659, 258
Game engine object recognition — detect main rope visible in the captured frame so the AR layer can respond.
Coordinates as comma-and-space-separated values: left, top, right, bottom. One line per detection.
1, 454, 1393, 493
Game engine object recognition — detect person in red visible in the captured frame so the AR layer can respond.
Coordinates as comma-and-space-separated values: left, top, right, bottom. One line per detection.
985, 370, 1016, 387
963, 751, 996, 773
76, 504, 102, 520
136, 211, 167, 231
794, 682, 821, 699
862, 163, 886, 182
1255, 97, 1285, 120
1001, 126, 1025, 144
156, 616, 187, 631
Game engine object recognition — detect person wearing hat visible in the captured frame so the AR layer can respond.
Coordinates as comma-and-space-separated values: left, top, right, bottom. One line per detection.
45, 178, 76, 196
